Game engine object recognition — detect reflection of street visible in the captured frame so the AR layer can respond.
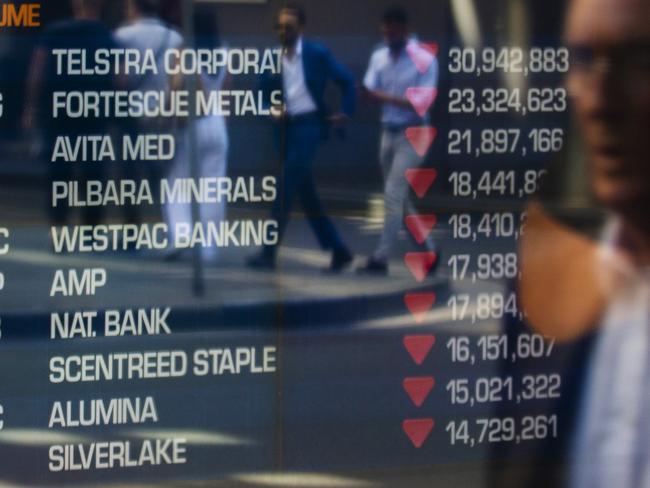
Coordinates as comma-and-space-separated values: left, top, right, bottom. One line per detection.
0, 274, 501, 488
0, 308, 500, 487
0, 212, 442, 315
0, 178, 515, 486
0, 173, 520, 326
0, 182, 518, 318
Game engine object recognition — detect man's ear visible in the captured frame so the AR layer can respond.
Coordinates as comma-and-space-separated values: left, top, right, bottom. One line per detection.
519, 202, 607, 342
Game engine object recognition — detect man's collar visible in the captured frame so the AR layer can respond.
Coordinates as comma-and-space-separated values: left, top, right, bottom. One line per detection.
387, 37, 417, 60
284, 37, 304, 58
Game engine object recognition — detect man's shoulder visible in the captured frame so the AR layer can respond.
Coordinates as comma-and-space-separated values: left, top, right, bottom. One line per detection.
406, 40, 436, 64
301, 39, 331, 58
114, 22, 140, 38
41, 19, 75, 36
115, 20, 183, 47
368, 45, 390, 65
41, 20, 113, 48
43, 19, 109, 38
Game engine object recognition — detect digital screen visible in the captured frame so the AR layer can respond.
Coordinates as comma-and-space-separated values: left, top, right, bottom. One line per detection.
0, 0, 648, 486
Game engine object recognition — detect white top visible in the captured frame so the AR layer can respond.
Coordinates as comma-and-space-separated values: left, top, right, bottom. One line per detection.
363, 38, 438, 127
114, 17, 183, 93
571, 219, 650, 488
282, 38, 318, 116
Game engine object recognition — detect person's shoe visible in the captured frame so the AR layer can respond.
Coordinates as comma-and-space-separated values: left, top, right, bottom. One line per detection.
356, 257, 389, 275
326, 247, 353, 273
246, 252, 276, 270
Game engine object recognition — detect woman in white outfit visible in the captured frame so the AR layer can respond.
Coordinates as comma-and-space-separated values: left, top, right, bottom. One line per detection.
165, 7, 229, 263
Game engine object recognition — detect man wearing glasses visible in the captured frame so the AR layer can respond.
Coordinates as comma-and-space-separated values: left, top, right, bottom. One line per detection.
517, 0, 650, 486
247, 3, 356, 272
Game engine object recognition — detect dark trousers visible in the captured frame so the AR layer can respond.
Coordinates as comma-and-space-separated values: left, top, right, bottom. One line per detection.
264, 115, 345, 258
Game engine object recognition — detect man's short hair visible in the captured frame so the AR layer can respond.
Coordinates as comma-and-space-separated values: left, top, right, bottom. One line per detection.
280, 2, 307, 26
134, 0, 160, 15
382, 5, 409, 25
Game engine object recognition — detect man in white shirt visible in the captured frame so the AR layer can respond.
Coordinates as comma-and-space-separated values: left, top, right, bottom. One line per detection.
358, 6, 438, 274
114, 0, 183, 230
282, 37, 318, 117
564, 0, 650, 486
114, 0, 183, 111
517, 0, 650, 486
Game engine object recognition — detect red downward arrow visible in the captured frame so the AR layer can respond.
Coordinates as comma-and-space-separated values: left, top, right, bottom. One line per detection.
404, 293, 436, 324
406, 42, 435, 74
405, 127, 437, 157
405, 169, 437, 198
404, 252, 438, 282
406, 87, 438, 117
403, 335, 436, 365
403, 377, 435, 407
403, 418, 434, 448
421, 42, 439, 57
405, 214, 437, 245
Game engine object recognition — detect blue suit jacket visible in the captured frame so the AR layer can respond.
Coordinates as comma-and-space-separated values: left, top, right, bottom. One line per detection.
261, 39, 356, 125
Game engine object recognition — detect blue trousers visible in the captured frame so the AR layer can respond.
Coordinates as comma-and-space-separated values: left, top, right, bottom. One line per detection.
264, 115, 345, 257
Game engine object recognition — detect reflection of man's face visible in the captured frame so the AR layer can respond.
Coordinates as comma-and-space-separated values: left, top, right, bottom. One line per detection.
276, 10, 301, 49
381, 22, 408, 52
566, 0, 650, 215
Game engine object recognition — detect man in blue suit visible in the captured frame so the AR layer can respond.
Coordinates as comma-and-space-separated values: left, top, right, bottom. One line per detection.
247, 3, 355, 272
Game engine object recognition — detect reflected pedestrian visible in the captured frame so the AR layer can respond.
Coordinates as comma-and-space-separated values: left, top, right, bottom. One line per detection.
358, 6, 439, 275
23, 0, 115, 226
518, 0, 650, 486
163, 5, 229, 263
246, 3, 355, 272
115, 0, 183, 228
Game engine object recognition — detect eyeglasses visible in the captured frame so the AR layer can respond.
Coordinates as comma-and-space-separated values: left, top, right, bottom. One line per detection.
569, 43, 650, 82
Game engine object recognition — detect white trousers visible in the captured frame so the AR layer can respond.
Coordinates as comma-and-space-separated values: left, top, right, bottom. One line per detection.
164, 116, 229, 262
372, 129, 434, 261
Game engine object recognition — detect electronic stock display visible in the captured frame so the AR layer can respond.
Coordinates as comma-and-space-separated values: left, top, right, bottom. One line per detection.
0, 0, 643, 486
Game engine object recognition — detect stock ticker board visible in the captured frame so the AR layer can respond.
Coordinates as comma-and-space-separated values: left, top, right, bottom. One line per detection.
0, 0, 639, 487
